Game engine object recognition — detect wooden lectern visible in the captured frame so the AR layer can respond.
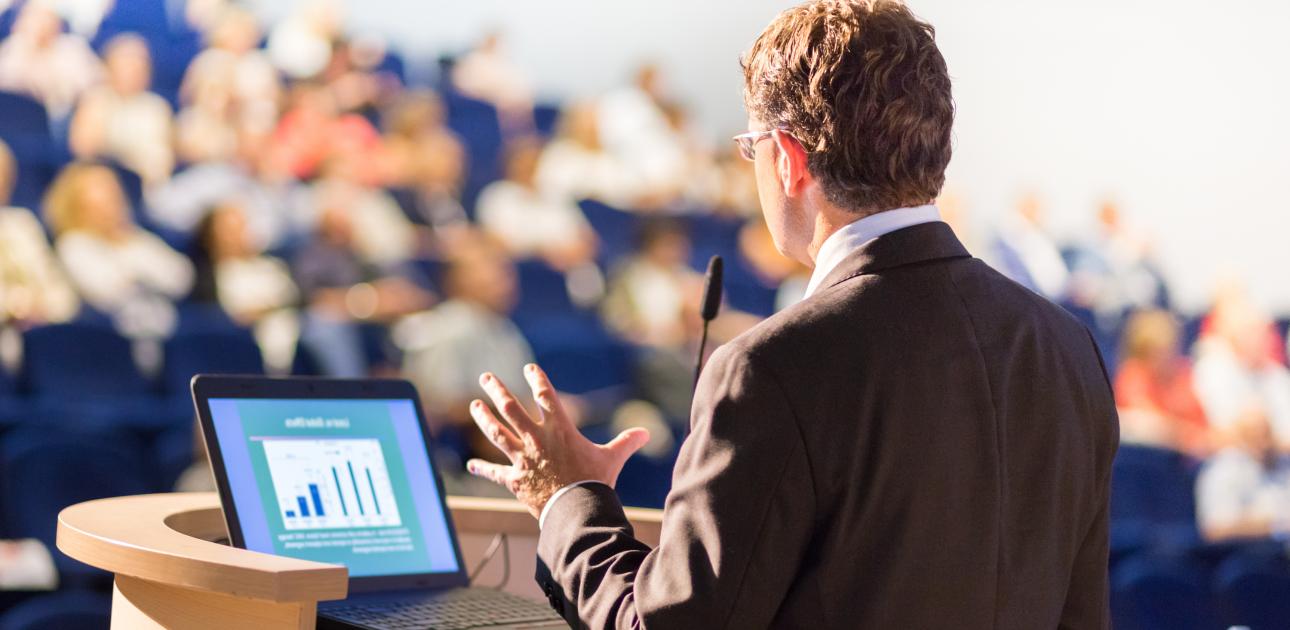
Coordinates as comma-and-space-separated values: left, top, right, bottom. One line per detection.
57, 492, 663, 629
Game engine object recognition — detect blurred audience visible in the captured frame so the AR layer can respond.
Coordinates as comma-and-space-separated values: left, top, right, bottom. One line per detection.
0, 140, 78, 328
271, 81, 384, 184
1115, 309, 1210, 457
0, 1, 101, 118
597, 63, 689, 209
70, 34, 175, 185
380, 91, 469, 233
1196, 411, 1290, 542
266, 0, 341, 81
990, 192, 1069, 301
45, 162, 193, 339
536, 101, 636, 207
1065, 199, 1171, 322
190, 202, 300, 372
181, 5, 281, 134
450, 31, 533, 131
1193, 288, 1290, 452
477, 137, 597, 272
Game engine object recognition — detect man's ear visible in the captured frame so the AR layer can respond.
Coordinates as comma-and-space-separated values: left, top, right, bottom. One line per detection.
772, 130, 809, 198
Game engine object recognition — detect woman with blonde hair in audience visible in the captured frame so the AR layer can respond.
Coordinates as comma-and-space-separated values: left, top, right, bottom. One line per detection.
0, 1, 101, 118
45, 163, 193, 340
1115, 309, 1211, 457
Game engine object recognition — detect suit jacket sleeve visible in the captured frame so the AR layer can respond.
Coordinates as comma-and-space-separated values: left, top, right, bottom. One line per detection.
535, 342, 817, 629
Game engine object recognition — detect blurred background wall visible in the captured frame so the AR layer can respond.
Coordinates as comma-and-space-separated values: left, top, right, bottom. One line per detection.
250, 0, 1290, 313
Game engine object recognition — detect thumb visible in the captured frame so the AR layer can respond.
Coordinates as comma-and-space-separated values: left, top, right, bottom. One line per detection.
603, 427, 651, 463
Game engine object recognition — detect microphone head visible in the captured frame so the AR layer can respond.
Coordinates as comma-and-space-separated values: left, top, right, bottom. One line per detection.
701, 255, 724, 321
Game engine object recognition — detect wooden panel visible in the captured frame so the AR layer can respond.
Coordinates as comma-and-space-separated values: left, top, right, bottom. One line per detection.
57, 493, 347, 603
112, 575, 317, 630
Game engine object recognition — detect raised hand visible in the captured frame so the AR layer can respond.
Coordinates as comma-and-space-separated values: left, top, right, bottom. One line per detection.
466, 364, 651, 518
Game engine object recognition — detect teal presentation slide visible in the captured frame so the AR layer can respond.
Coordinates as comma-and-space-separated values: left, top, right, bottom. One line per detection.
232, 400, 436, 577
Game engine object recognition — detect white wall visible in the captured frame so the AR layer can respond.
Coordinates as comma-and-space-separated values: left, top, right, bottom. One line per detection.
300, 0, 1290, 313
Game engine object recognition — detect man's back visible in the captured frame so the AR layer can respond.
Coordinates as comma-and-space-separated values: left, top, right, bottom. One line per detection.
535, 223, 1118, 628
738, 222, 1118, 627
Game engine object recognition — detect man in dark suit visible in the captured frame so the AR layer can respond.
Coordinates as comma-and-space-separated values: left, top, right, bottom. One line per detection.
464, 1, 1119, 627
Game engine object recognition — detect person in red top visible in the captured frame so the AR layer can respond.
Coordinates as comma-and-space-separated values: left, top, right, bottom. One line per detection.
1115, 309, 1211, 457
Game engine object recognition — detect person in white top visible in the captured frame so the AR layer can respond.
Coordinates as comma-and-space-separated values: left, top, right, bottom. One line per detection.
450, 31, 534, 132
69, 34, 175, 185
181, 6, 282, 133
476, 138, 597, 272
1196, 411, 1290, 542
45, 163, 193, 339
0, 140, 79, 327
988, 193, 1070, 301
0, 1, 102, 118
596, 64, 690, 209
535, 102, 638, 208
1192, 288, 1290, 453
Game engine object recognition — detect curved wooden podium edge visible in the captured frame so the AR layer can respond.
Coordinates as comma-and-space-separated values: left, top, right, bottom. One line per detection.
446, 495, 664, 547
57, 493, 348, 603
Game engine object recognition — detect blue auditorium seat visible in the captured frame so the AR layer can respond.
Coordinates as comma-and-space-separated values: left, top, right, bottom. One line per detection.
163, 329, 264, 396
151, 423, 197, 491
444, 92, 503, 216
0, 428, 150, 581
0, 362, 26, 430
514, 312, 634, 396
515, 259, 575, 315
533, 103, 561, 137
0, 590, 111, 630
580, 423, 676, 509
1213, 551, 1290, 629
1111, 555, 1220, 630
1110, 445, 1201, 551
578, 199, 641, 268
21, 323, 171, 431
0, 91, 66, 211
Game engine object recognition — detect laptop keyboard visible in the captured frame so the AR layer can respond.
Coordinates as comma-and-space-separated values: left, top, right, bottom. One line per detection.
324, 588, 563, 629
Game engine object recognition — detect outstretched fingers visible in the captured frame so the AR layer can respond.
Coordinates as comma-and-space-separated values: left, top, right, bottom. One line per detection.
466, 458, 516, 489
522, 363, 567, 426
469, 399, 523, 461
479, 372, 540, 435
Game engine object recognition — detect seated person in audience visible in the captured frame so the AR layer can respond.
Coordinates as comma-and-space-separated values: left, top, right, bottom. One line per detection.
0, 140, 79, 327
450, 31, 534, 132
271, 81, 385, 184
477, 137, 598, 272
308, 152, 417, 266
266, 0, 342, 81
181, 5, 282, 134
1114, 309, 1210, 456
45, 163, 193, 339
292, 203, 432, 377
320, 36, 400, 122
535, 101, 638, 207
602, 219, 703, 421
1196, 411, 1290, 542
70, 34, 175, 185
380, 91, 469, 234
191, 202, 301, 373
738, 216, 810, 312
0, 1, 101, 118
988, 192, 1069, 301
150, 117, 303, 248
1065, 200, 1171, 319
1193, 287, 1290, 452
597, 63, 690, 210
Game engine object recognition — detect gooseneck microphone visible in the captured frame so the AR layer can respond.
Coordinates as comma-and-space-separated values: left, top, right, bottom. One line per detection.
693, 255, 724, 390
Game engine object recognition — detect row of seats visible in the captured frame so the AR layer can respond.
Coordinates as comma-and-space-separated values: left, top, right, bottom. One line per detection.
1112, 549, 1290, 630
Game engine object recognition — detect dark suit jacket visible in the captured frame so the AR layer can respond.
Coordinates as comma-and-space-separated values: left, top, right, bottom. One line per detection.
536, 222, 1119, 629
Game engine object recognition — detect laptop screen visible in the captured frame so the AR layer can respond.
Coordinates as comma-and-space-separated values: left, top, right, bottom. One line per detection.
207, 397, 461, 578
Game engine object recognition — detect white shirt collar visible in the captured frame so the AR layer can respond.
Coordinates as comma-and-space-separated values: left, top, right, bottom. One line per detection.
802, 204, 942, 299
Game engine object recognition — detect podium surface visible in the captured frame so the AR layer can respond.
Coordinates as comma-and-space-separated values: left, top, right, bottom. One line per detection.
57, 492, 663, 629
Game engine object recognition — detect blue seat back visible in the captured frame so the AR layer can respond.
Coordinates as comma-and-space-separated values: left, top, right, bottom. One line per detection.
579, 199, 640, 268
444, 92, 503, 216
163, 329, 264, 397
1111, 445, 1198, 525
1214, 552, 1290, 629
0, 590, 111, 630
0, 428, 149, 555
1111, 556, 1219, 630
515, 260, 575, 315
22, 324, 152, 398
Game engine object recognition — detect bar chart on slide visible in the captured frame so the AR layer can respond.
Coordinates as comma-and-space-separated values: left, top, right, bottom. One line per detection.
262, 437, 403, 530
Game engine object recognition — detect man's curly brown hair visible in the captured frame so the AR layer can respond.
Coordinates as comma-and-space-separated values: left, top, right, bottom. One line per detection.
742, 0, 954, 214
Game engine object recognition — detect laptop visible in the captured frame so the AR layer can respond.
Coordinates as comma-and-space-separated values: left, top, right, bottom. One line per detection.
193, 375, 566, 630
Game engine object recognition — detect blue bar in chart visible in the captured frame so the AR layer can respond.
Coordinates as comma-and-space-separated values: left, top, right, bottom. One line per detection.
366, 467, 381, 515
286, 510, 295, 518
309, 483, 325, 516
331, 467, 349, 516
297, 496, 310, 517
348, 461, 366, 515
